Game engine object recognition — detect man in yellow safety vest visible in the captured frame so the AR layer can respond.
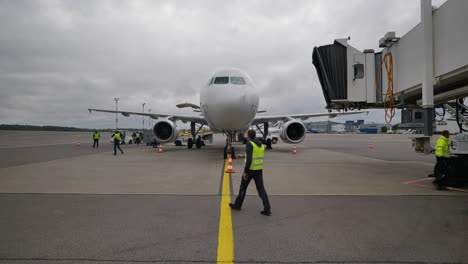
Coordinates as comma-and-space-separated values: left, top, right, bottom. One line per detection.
230, 129, 271, 216
433, 130, 451, 190
92, 130, 100, 148
135, 131, 141, 146
112, 130, 124, 155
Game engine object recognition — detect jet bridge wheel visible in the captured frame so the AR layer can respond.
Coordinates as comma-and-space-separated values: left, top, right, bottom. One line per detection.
187, 138, 193, 149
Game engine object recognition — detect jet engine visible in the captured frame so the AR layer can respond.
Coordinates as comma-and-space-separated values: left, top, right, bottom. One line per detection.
153, 120, 178, 143
279, 120, 306, 144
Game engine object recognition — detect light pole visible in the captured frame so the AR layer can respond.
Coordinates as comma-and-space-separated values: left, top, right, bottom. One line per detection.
114, 97, 120, 130
148, 108, 152, 129
142, 103, 146, 131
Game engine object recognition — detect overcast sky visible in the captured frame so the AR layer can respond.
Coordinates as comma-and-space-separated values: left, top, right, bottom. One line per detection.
0, 0, 447, 129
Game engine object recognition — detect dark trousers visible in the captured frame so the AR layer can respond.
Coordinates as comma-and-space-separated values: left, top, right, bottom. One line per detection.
93, 139, 99, 148
234, 169, 271, 211
114, 140, 123, 155
434, 156, 450, 186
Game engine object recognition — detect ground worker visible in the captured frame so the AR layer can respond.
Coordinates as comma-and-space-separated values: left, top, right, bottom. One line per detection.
92, 130, 100, 148
135, 131, 141, 146
196, 135, 202, 149
230, 129, 271, 216
433, 130, 451, 190
112, 130, 124, 155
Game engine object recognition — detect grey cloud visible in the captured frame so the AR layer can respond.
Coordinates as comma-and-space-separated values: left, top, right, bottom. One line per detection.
0, 0, 439, 128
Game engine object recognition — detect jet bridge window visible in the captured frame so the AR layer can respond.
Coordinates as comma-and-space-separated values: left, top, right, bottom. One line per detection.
353, 63, 364, 80
213, 77, 229, 84
230, 77, 246, 85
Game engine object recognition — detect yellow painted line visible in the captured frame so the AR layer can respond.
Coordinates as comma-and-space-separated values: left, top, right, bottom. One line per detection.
216, 159, 234, 264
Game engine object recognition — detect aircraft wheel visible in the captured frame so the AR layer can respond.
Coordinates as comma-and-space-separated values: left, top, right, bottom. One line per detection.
272, 138, 278, 144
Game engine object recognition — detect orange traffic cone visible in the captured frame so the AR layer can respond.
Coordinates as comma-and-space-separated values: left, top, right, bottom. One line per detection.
75, 136, 80, 146
225, 154, 235, 173
292, 144, 297, 154
159, 143, 163, 153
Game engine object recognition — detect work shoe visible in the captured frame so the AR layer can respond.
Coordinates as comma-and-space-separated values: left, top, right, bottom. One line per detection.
229, 203, 241, 210
260, 210, 271, 216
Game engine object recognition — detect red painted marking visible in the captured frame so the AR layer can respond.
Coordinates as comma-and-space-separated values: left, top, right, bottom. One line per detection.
447, 187, 468, 193
406, 183, 433, 189
402, 178, 468, 194
401, 178, 432, 185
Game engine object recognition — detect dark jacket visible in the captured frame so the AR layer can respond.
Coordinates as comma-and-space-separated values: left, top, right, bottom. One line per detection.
244, 139, 263, 173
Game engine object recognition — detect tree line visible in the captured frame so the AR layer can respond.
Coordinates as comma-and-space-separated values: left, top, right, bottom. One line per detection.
0, 124, 145, 132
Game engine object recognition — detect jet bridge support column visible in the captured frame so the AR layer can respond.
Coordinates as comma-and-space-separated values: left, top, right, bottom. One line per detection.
422, 0, 434, 136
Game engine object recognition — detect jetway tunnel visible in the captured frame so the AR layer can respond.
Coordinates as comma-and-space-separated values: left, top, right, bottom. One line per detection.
312, 0, 468, 132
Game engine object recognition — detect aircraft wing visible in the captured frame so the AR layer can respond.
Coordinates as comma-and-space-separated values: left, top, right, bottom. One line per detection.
251, 110, 369, 125
88, 108, 208, 125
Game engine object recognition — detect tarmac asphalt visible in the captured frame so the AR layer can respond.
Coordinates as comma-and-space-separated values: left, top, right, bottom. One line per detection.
0, 131, 467, 264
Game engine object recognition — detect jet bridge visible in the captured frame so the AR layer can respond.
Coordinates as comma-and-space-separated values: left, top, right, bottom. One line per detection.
312, 0, 468, 134
312, 0, 468, 186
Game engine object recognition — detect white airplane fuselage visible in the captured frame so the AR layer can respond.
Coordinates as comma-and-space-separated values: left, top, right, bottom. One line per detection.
199, 69, 259, 133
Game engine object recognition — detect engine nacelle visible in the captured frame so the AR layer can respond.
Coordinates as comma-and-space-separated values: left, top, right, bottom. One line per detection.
279, 120, 306, 144
153, 120, 178, 143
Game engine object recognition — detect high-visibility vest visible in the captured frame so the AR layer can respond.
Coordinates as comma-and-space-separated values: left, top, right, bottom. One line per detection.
435, 135, 450, 157
245, 141, 265, 170
136, 133, 140, 139
93, 132, 100, 140
114, 132, 122, 141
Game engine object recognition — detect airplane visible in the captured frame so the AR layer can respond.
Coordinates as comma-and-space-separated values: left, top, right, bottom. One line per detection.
308, 128, 325, 134
89, 68, 367, 153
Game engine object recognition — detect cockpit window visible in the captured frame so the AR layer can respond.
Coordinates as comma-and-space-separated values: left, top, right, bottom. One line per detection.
213, 77, 229, 84
208, 77, 214, 85
230, 77, 246, 85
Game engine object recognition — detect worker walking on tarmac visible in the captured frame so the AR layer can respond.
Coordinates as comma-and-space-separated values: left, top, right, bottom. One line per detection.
112, 130, 124, 155
92, 130, 100, 148
433, 130, 451, 190
230, 129, 271, 216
